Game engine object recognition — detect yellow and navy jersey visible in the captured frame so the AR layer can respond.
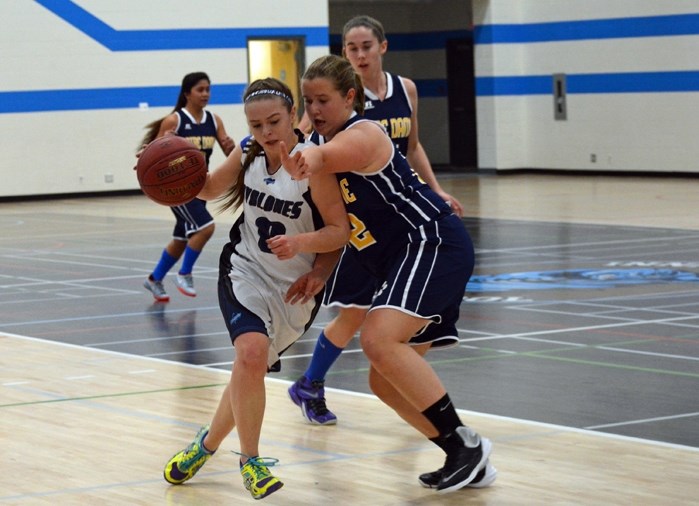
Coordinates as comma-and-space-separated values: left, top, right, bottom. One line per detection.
363, 72, 412, 157
175, 109, 217, 166
311, 114, 451, 276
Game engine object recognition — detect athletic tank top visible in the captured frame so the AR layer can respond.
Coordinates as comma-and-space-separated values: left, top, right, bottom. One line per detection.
310, 115, 450, 274
175, 109, 218, 166
228, 133, 324, 284
363, 72, 412, 156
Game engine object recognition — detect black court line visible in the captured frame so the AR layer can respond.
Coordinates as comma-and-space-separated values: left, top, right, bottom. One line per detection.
1, 212, 698, 447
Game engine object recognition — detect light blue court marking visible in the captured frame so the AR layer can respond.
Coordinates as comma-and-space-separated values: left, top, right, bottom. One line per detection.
467, 268, 699, 292
34, 0, 329, 50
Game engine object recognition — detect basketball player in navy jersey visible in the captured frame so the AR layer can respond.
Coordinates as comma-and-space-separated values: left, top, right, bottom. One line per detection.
282, 54, 491, 494
140, 72, 235, 302
288, 16, 497, 489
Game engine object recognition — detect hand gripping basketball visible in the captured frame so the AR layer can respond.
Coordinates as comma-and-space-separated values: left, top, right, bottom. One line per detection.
136, 136, 207, 206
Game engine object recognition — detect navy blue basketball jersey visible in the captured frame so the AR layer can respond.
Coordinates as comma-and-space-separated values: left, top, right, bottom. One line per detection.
311, 115, 450, 275
363, 72, 412, 156
175, 109, 218, 166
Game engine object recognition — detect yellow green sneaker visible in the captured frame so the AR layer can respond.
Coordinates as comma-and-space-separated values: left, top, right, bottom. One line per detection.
240, 456, 284, 500
164, 425, 214, 484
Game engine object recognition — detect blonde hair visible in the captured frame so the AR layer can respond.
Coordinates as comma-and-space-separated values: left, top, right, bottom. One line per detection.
303, 55, 365, 115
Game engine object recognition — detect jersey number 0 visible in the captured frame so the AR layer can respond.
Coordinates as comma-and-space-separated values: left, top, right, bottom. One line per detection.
255, 216, 286, 253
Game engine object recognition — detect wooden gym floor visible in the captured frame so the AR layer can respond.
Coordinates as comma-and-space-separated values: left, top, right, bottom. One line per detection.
1, 171, 698, 505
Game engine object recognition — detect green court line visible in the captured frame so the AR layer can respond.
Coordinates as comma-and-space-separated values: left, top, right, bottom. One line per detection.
518, 350, 699, 378
322, 346, 699, 380
462, 347, 699, 378
0, 382, 227, 409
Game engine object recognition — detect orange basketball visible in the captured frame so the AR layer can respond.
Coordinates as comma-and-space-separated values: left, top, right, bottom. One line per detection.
136, 136, 207, 206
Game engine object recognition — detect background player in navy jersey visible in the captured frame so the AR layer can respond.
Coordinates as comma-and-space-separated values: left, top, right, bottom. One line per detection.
287, 14, 495, 490
281, 54, 492, 494
343, 15, 463, 216
161, 78, 349, 500
140, 72, 235, 302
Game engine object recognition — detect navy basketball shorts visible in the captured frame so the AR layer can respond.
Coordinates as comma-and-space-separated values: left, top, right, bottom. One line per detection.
171, 198, 214, 240
370, 214, 475, 348
323, 246, 377, 308
217, 243, 321, 372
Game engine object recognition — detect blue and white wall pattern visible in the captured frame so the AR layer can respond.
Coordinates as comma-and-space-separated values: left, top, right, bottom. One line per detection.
1, 0, 328, 197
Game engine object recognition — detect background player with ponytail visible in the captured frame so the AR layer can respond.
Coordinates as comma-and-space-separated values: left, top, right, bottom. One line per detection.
140, 72, 235, 302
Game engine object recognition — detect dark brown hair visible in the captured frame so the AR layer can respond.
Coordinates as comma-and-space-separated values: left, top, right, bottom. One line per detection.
342, 15, 387, 48
217, 78, 295, 214
139, 72, 210, 148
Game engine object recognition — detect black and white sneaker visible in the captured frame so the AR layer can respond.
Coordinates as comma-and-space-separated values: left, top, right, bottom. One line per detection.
419, 459, 497, 489
436, 426, 492, 494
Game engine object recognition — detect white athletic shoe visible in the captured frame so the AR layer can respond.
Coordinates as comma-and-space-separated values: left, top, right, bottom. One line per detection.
175, 274, 196, 297
144, 276, 170, 302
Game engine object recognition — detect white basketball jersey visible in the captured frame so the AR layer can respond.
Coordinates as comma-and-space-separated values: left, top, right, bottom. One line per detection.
229, 140, 320, 286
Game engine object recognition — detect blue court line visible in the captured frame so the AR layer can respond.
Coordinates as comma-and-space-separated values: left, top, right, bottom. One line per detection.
35, 0, 328, 50
475, 13, 699, 44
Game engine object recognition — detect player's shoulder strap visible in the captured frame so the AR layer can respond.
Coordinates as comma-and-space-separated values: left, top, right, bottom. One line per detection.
391, 73, 413, 113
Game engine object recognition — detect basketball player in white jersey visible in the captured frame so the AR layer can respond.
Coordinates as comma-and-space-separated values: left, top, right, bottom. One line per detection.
161, 78, 349, 500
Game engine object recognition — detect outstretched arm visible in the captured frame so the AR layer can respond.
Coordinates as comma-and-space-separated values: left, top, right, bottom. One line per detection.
197, 143, 243, 200
279, 122, 393, 179
267, 171, 350, 259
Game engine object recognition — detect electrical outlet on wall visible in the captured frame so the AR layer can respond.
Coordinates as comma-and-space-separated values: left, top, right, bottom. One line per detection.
590, 154, 597, 163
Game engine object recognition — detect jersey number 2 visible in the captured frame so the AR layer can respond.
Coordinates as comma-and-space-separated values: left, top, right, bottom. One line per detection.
348, 213, 376, 251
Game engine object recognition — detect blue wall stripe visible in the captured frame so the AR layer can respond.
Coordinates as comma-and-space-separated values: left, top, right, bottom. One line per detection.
475, 13, 699, 44
329, 29, 472, 50
414, 79, 449, 98
0, 84, 247, 114
475, 71, 699, 96
35, 0, 328, 50
3, 72, 699, 114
